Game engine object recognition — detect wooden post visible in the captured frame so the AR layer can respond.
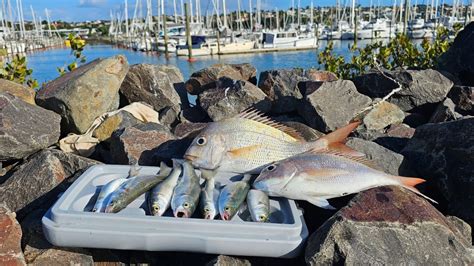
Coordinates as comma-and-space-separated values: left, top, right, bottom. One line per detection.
185, 3, 195, 62
163, 13, 169, 57
217, 30, 221, 55
353, 7, 358, 46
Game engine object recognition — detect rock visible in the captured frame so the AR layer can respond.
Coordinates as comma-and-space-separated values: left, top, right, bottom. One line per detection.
428, 98, 463, 123
36, 55, 129, 134
21, 209, 94, 265
208, 255, 251, 266
305, 69, 338, 82
179, 105, 210, 123
372, 124, 416, 153
119, 64, 182, 126
438, 22, 474, 86
0, 149, 99, 217
298, 80, 372, 132
353, 69, 453, 113
186, 63, 257, 95
0, 204, 26, 266
109, 123, 175, 165
155, 65, 189, 108
173, 122, 208, 139
447, 85, 473, 116
305, 186, 474, 265
258, 68, 308, 113
363, 101, 405, 131
0, 93, 61, 161
402, 118, 474, 227
403, 112, 429, 128
93, 110, 143, 141
0, 79, 35, 105
198, 77, 271, 121
346, 138, 413, 176
282, 121, 324, 141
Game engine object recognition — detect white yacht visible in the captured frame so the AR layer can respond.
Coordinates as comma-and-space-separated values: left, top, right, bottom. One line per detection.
262, 31, 317, 49
357, 19, 393, 39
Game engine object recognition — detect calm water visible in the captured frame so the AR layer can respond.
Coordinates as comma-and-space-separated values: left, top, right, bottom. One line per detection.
26, 40, 376, 84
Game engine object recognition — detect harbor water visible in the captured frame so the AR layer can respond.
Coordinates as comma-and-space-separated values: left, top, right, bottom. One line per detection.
27, 40, 378, 84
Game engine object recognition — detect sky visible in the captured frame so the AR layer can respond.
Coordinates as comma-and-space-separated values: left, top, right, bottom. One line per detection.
15, 0, 462, 22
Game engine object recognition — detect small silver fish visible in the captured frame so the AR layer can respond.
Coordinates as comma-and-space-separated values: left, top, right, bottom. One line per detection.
92, 178, 127, 213
104, 163, 172, 213
253, 151, 437, 209
200, 178, 220, 220
247, 189, 270, 222
171, 161, 201, 218
148, 160, 182, 216
218, 175, 251, 221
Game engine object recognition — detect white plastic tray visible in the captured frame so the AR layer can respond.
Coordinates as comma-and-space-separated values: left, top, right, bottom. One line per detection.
42, 165, 308, 258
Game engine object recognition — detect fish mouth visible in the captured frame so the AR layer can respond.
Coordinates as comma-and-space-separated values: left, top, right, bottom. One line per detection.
183, 154, 198, 161
175, 210, 189, 218
221, 212, 231, 221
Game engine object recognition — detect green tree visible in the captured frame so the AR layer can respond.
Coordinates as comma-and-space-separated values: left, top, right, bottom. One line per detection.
0, 54, 38, 89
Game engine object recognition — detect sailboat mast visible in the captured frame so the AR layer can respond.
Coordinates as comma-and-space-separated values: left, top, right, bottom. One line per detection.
223, 0, 227, 28
124, 0, 129, 38
173, 0, 178, 23
249, 0, 253, 30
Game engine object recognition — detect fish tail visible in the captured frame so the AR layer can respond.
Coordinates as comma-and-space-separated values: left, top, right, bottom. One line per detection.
392, 175, 438, 204
321, 121, 361, 144
310, 121, 365, 157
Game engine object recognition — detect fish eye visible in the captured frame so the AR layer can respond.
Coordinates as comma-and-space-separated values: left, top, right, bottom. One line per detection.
196, 137, 207, 146
266, 164, 277, 171
259, 215, 267, 221
183, 202, 190, 208
224, 207, 231, 211
204, 208, 210, 212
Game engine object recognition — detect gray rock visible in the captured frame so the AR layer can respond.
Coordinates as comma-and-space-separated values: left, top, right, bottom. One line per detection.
0, 93, 61, 160
186, 63, 257, 95
92, 110, 143, 141
305, 186, 474, 265
298, 80, 372, 132
371, 123, 416, 154
353, 69, 454, 112
36, 55, 129, 134
109, 123, 176, 165
305, 69, 338, 82
207, 255, 251, 266
258, 68, 307, 113
346, 138, 413, 176
198, 77, 271, 121
21, 209, 94, 265
0, 78, 35, 105
447, 85, 473, 116
428, 98, 463, 123
0, 204, 26, 266
438, 22, 474, 86
179, 105, 210, 123
119, 64, 182, 127
402, 118, 474, 227
0, 149, 99, 216
363, 101, 405, 131
156, 64, 189, 108
173, 122, 208, 139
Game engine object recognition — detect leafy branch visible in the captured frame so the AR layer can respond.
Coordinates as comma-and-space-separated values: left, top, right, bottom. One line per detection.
58, 33, 87, 75
0, 54, 38, 89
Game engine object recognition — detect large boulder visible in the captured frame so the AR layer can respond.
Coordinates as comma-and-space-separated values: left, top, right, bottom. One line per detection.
402, 118, 474, 227
258, 68, 307, 114
428, 98, 463, 123
155, 65, 189, 108
185, 63, 257, 95
92, 109, 144, 142
0, 204, 26, 266
305, 186, 474, 265
438, 22, 474, 86
109, 123, 176, 165
198, 77, 271, 121
447, 85, 473, 116
362, 101, 405, 131
0, 149, 99, 217
298, 80, 372, 132
36, 55, 129, 134
346, 138, 413, 176
0, 93, 61, 161
119, 64, 182, 126
352, 69, 453, 112
0, 79, 35, 105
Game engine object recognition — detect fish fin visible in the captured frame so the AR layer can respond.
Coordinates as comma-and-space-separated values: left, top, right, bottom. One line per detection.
327, 143, 366, 157
305, 148, 377, 169
392, 176, 438, 204
318, 121, 361, 145
236, 107, 305, 141
129, 162, 141, 177
306, 197, 336, 210
227, 144, 262, 158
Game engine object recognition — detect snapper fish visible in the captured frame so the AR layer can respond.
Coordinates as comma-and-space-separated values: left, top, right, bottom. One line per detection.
184, 108, 361, 174
253, 151, 437, 209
